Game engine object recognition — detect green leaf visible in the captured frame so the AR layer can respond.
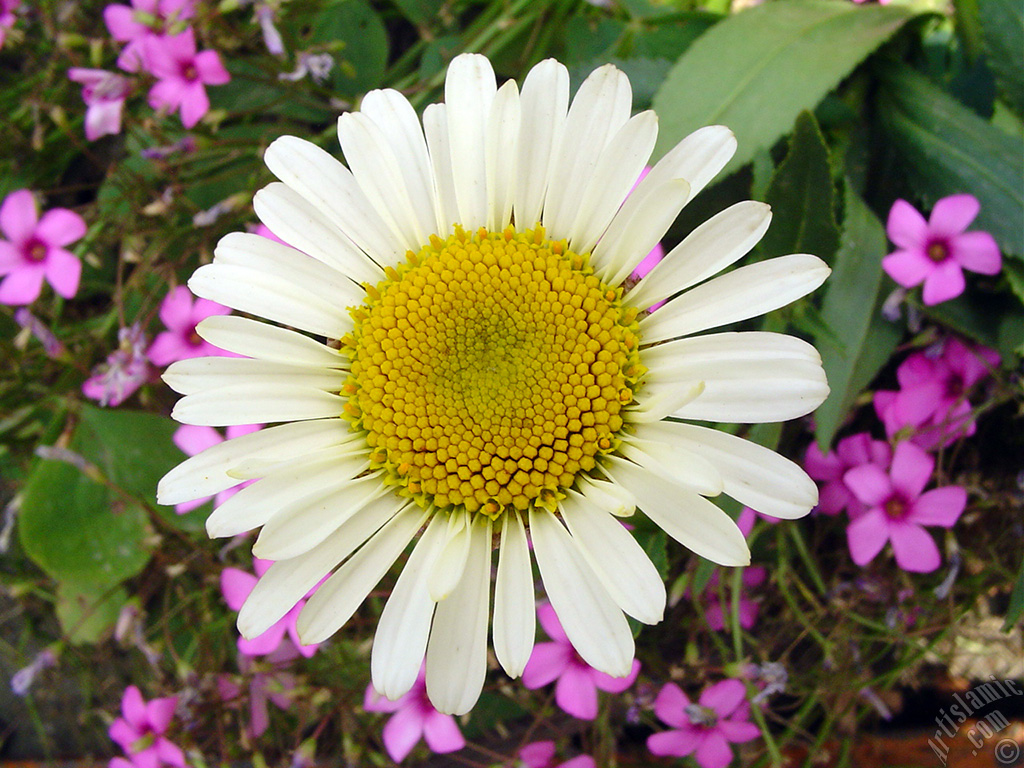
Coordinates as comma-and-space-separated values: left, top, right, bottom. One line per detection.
652, 0, 914, 171
55, 582, 128, 645
814, 185, 900, 448
393, 0, 444, 28
1003, 553, 1024, 632
760, 111, 841, 263
921, 289, 1024, 361
637, 527, 669, 580
19, 456, 151, 588
563, 16, 627, 65
308, 0, 388, 97
878, 64, 1024, 258
977, 0, 1024, 116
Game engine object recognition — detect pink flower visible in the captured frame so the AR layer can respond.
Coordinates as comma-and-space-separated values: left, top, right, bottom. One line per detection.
143, 28, 230, 129
147, 285, 232, 366
108, 685, 186, 768
702, 565, 766, 632
68, 68, 132, 141
0, 0, 20, 47
518, 741, 597, 768
364, 667, 465, 763
0, 190, 85, 305
172, 423, 260, 513
221, 557, 321, 658
647, 679, 761, 768
521, 602, 640, 720
844, 441, 967, 573
217, 644, 297, 739
83, 324, 152, 406
104, 0, 194, 72
804, 433, 893, 517
883, 195, 1001, 306
874, 338, 999, 450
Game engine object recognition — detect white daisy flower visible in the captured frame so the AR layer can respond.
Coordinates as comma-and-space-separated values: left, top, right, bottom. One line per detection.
158, 53, 830, 716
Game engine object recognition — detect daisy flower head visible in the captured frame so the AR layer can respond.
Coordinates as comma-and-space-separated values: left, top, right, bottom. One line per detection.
158, 54, 830, 715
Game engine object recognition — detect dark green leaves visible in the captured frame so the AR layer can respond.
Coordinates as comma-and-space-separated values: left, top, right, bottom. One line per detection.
978, 0, 1024, 116
652, 0, 914, 171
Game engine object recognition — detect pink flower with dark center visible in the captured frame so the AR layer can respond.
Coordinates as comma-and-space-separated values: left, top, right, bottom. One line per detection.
518, 741, 597, 768
172, 423, 260, 513
217, 644, 297, 739
648, 679, 761, 768
68, 68, 132, 141
844, 441, 967, 573
221, 558, 321, 658
104, 0, 194, 72
108, 685, 186, 768
364, 667, 465, 763
804, 433, 893, 517
147, 285, 232, 366
83, 324, 151, 407
0, 190, 85, 305
873, 338, 999, 450
882, 195, 1001, 306
521, 602, 640, 720
143, 28, 230, 129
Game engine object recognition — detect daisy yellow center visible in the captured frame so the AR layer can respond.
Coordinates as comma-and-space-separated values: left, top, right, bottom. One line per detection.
341, 225, 644, 519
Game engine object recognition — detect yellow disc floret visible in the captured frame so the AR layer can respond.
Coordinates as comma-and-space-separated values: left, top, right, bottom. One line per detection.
342, 225, 643, 519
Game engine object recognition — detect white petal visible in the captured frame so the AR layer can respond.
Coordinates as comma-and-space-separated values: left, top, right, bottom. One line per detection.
195, 315, 348, 368
264, 135, 405, 262
639, 254, 831, 344
445, 53, 496, 229
642, 331, 821, 379
297, 503, 428, 645
238, 496, 402, 638
253, 472, 384, 560
205, 448, 367, 538
425, 516, 492, 715
485, 79, 521, 232
529, 507, 634, 677
513, 58, 569, 230
543, 63, 632, 238
603, 457, 750, 566
426, 511, 471, 602
163, 356, 345, 395
157, 419, 351, 505
492, 510, 535, 678
568, 110, 658, 257
560, 493, 665, 624
371, 514, 447, 700
636, 421, 819, 519
617, 438, 723, 497
577, 476, 636, 517
625, 380, 705, 423
172, 383, 345, 427
642, 124, 737, 205
423, 104, 459, 236
254, 182, 384, 284
626, 201, 772, 310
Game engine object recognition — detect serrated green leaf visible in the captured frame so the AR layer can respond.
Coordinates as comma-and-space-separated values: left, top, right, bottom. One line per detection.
56, 582, 127, 645
814, 186, 899, 448
652, 0, 914, 172
977, 0, 1024, 116
878, 64, 1024, 258
760, 111, 840, 263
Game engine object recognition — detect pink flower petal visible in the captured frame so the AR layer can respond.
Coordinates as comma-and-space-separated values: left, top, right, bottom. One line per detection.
555, 664, 600, 719
108, 717, 140, 751
121, 684, 148, 727
220, 567, 257, 610
0, 241, 21, 273
178, 82, 210, 129
364, 683, 408, 713
158, 286, 195, 330
192, 296, 232, 322
928, 194, 979, 237
173, 423, 221, 456
43, 248, 81, 299
238, 620, 287, 656
803, 443, 842, 482
421, 709, 466, 754
695, 731, 734, 768
146, 330, 191, 366
0, 189, 38, 242
0, 263, 46, 305
889, 522, 941, 573
882, 248, 933, 289
521, 642, 572, 689
148, 77, 187, 112
718, 718, 762, 743
194, 49, 230, 84
816, 482, 851, 516
381, 704, 426, 762
846, 509, 890, 566
652, 682, 691, 729
104, 4, 145, 41
910, 487, 967, 528
155, 737, 186, 767
519, 741, 557, 768
561, 756, 598, 768
593, 657, 640, 693
537, 601, 570, 643
890, 441, 933, 499
886, 199, 928, 249
921, 259, 965, 305
950, 230, 1001, 275
35, 208, 86, 247
843, 464, 892, 506
85, 98, 125, 141
891, 381, 944, 429
699, 679, 746, 718
648, 729, 699, 758
145, 694, 177, 732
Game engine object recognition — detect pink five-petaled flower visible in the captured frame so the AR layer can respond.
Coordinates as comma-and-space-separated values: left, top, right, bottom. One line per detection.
216, 644, 298, 740
147, 285, 232, 366
221, 558, 320, 658
804, 433, 893, 518
363, 667, 465, 763
108, 685, 186, 768
104, 0, 194, 72
0, 190, 86, 306
883, 195, 1001, 306
172, 423, 260, 514
647, 679, 761, 768
144, 28, 230, 129
521, 602, 640, 721
844, 441, 967, 573
68, 68, 132, 141
873, 338, 999, 451
518, 741, 597, 768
